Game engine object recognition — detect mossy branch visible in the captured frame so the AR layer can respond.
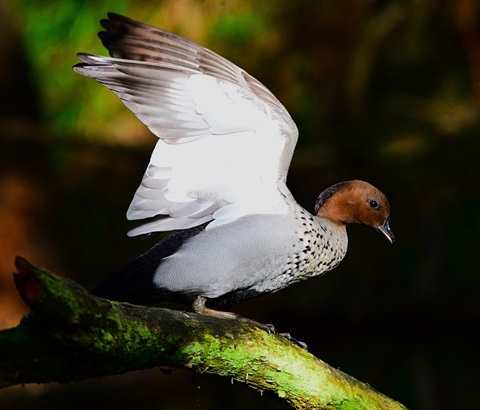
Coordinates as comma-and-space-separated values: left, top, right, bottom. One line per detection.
0, 258, 407, 409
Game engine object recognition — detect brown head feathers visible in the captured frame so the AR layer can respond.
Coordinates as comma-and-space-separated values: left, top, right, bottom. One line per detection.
315, 180, 394, 243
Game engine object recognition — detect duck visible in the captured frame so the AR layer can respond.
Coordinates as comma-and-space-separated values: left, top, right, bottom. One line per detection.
74, 13, 394, 323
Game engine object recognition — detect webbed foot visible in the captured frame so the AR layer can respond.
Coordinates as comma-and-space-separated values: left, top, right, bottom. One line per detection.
277, 332, 308, 350
192, 296, 306, 349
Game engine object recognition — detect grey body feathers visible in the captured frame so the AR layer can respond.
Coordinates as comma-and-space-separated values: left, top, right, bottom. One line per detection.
93, 211, 348, 309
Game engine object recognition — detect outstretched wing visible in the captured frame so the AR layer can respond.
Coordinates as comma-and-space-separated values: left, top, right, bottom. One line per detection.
74, 13, 298, 236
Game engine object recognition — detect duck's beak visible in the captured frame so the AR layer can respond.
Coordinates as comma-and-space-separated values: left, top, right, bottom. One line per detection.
377, 219, 395, 244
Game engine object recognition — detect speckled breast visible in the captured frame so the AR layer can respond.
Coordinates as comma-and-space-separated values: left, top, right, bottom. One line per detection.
252, 209, 348, 294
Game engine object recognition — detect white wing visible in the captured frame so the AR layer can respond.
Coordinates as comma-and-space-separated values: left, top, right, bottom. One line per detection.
74, 13, 298, 236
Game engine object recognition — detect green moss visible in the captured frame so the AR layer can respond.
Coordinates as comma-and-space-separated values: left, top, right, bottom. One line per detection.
4, 261, 407, 409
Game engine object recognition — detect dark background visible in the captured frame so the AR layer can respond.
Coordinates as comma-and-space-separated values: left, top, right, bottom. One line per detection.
1, 1, 479, 409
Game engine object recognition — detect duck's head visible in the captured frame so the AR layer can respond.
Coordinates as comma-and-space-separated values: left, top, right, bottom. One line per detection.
315, 180, 395, 244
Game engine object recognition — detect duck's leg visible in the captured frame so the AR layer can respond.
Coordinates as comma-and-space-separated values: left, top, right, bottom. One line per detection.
192, 296, 240, 320
192, 296, 308, 350
192, 296, 276, 333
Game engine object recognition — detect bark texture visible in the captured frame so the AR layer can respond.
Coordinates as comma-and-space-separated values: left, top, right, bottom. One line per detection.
0, 257, 407, 409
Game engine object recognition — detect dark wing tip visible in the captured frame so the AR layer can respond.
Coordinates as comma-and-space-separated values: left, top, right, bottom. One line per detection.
106, 12, 133, 22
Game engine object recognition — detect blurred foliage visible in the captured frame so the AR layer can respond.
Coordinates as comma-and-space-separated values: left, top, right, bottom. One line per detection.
9, 0, 280, 145
8, 0, 479, 148
1, 0, 479, 409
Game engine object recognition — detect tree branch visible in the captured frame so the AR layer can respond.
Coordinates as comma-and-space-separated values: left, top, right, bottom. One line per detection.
0, 258, 407, 409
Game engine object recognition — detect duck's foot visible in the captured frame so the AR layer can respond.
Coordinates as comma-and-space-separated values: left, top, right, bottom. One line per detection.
192, 296, 275, 332
277, 332, 308, 350
192, 296, 307, 349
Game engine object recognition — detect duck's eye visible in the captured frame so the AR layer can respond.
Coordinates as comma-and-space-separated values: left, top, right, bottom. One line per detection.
368, 200, 380, 209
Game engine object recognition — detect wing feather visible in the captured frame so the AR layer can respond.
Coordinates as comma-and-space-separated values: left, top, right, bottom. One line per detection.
74, 13, 298, 236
